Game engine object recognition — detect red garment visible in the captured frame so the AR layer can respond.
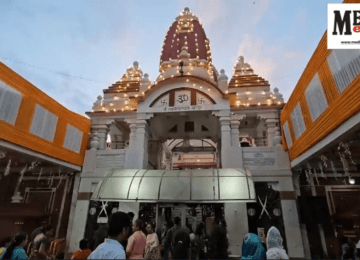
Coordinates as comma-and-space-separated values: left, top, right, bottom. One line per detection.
71, 249, 92, 259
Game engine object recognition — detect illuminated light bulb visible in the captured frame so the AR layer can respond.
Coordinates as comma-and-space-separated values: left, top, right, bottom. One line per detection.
148, 86, 151, 89
186, 79, 189, 82
110, 103, 114, 106
127, 84, 130, 86
125, 101, 128, 104
168, 65, 171, 68
135, 94, 138, 97
121, 108, 124, 111
225, 90, 228, 94
246, 91, 251, 95
248, 98, 252, 100
246, 103, 250, 106
171, 75, 174, 78
262, 91, 266, 95
200, 86, 203, 89
124, 94, 127, 97
349, 178, 355, 184
236, 101, 241, 106
272, 96, 276, 99
208, 88, 211, 91
105, 109, 109, 112
236, 93, 239, 96
277, 101, 281, 105
102, 107, 105, 110
113, 109, 116, 112
114, 96, 119, 100
125, 106, 129, 109
258, 103, 261, 106
193, 84, 196, 86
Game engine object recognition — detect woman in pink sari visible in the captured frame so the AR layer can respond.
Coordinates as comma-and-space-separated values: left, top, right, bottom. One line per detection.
126, 219, 147, 259
144, 223, 161, 259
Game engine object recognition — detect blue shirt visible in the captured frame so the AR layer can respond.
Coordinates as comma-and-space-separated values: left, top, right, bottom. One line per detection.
88, 239, 125, 259
1, 247, 28, 260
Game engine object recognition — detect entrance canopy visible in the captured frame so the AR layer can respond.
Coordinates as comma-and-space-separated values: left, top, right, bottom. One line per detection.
91, 168, 256, 203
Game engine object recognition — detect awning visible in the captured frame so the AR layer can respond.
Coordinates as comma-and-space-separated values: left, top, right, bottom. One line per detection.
91, 168, 256, 203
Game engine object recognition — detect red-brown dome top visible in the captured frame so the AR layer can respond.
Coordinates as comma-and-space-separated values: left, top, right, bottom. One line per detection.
160, 8, 213, 65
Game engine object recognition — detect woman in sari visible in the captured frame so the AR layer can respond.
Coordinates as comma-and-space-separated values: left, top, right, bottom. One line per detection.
241, 233, 266, 260
144, 223, 161, 259
266, 226, 289, 260
29, 226, 54, 259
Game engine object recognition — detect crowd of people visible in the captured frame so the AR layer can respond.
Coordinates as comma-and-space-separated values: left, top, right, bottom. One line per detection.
1, 211, 359, 259
0, 225, 55, 259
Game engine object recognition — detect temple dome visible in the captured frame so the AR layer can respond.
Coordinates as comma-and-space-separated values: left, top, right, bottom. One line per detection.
160, 7, 213, 65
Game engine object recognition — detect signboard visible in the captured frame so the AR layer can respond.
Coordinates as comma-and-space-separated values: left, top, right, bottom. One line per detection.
328, 4, 360, 49
243, 152, 275, 167
96, 154, 125, 168
163, 105, 202, 112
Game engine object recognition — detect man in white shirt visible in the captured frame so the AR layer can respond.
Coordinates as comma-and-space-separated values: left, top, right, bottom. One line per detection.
88, 211, 131, 259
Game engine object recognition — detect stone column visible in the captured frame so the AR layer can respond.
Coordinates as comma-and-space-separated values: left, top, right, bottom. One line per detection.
91, 125, 109, 150
279, 177, 306, 259
135, 119, 150, 169
219, 116, 231, 168
230, 120, 240, 147
128, 123, 137, 149
293, 175, 312, 259
265, 119, 278, 147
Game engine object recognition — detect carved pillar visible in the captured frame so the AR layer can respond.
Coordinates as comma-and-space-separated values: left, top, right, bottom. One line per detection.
230, 120, 240, 147
265, 119, 278, 147
135, 120, 150, 169
91, 125, 109, 150
219, 116, 231, 167
128, 123, 137, 149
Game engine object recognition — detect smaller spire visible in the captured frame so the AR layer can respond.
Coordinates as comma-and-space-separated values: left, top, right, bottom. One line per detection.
142, 73, 150, 83
179, 46, 190, 60
218, 69, 228, 80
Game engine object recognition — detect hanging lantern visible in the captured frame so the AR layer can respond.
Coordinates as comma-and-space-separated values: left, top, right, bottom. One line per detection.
4, 159, 11, 176
330, 161, 338, 180
37, 168, 43, 182
19, 165, 27, 184
305, 169, 310, 185
318, 162, 327, 179
313, 168, 319, 185
11, 192, 23, 203
339, 152, 350, 177
320, 155, 328, 168
57, 173, 63, 189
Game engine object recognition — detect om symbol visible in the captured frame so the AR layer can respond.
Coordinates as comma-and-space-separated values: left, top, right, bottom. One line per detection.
177, 94, 189, 103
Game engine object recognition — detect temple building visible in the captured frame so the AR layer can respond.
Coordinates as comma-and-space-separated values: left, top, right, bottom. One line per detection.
66, 8, 305, 258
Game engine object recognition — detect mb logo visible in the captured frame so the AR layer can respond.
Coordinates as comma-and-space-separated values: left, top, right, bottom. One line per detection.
332, 10, 360, 35
328, 4, 360, 49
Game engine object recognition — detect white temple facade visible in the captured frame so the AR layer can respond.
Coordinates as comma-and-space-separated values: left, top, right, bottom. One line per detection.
66, 8, 305, 258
